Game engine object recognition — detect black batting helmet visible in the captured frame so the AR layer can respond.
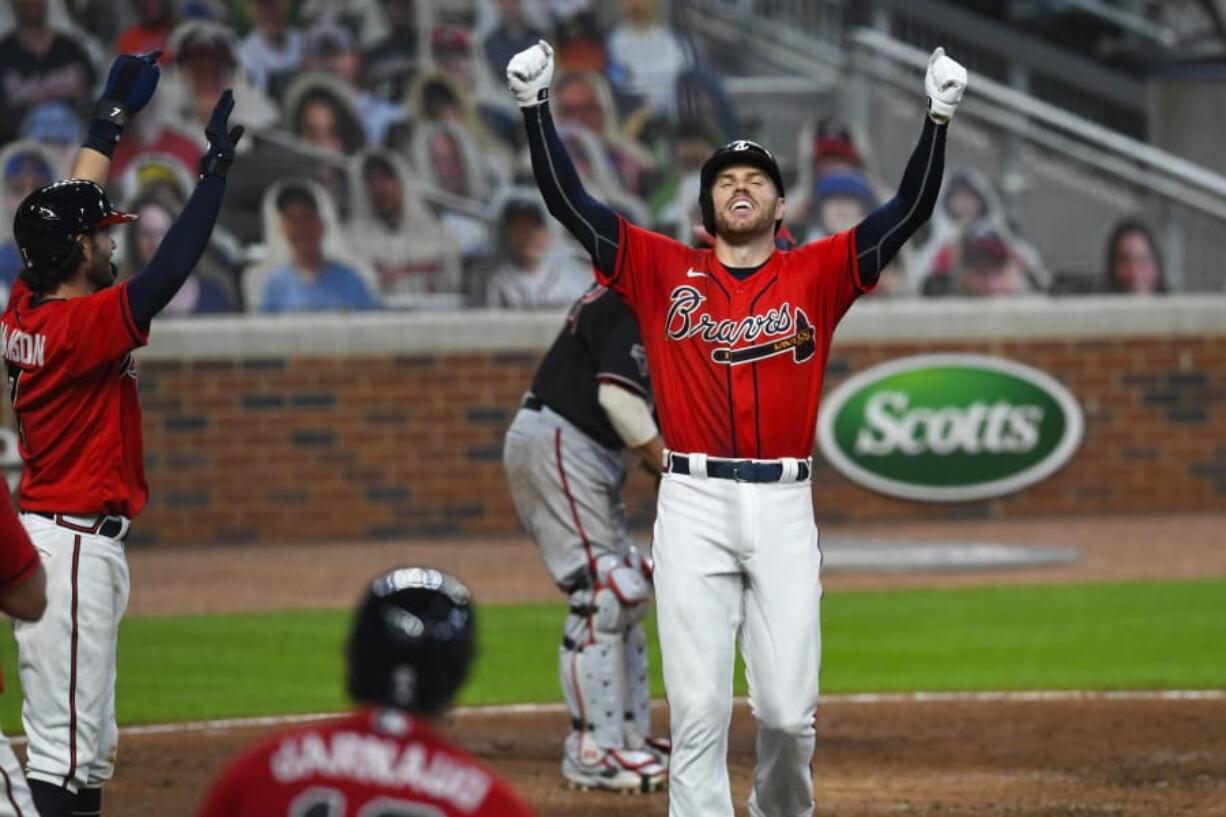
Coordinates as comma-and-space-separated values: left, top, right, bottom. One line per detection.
13, 179, 136, 275
699, 139, 786, 237
346, 567, 476, 716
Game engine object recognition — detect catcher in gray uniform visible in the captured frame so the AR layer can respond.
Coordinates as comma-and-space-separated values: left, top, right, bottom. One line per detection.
503, 283, 668, 793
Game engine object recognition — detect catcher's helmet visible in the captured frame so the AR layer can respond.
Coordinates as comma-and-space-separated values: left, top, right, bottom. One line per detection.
13, 179, 136, 273
346, 567, 476, 715
699, 139, 785, 237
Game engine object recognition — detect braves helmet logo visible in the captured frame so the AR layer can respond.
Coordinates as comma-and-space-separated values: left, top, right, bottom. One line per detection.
728, 139, 773, 160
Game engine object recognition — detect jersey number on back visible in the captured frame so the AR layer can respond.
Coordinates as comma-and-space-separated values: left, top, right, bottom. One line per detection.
5, 363, 23, 447
290, 787, 445, 817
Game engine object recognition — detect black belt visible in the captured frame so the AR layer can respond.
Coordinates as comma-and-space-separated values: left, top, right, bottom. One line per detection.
522, 393, 543, 412
665, 453, 811, 483
30, 512, 128, 540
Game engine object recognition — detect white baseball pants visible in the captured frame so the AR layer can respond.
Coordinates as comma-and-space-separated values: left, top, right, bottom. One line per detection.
15, 513, 129, 793
653, 471, 822, 817
0, 734, 36, 816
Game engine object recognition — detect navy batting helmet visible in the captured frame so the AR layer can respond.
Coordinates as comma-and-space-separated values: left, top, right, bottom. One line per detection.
13, 179, 136, 274
699, 139, 785, 237
346, 567, 476, 716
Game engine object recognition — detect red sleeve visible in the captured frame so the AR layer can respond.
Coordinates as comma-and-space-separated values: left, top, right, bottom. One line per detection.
64, 282, 149, 376
801, 228, 866, 330
479, 780, 537, 817
596, 216, 687, 314
0, 482, 38, 592
196, 756, 244, 817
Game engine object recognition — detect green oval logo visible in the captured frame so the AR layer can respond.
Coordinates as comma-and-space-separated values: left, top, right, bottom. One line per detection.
818, 354, 1084, 502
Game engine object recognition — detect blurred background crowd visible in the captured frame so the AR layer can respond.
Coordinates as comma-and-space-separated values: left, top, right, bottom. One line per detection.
0, 0, 1197, 316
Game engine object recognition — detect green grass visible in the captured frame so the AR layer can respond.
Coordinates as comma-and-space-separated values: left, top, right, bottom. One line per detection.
1, 578, 1222, 732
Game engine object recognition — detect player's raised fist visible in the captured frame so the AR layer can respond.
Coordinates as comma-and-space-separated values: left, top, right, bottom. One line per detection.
925, 47, 968, 124
507, 39, 555, 108
95, 50, 162, 126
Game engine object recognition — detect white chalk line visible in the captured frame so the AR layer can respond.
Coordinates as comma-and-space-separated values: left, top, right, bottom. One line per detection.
9, 689, 1221, 745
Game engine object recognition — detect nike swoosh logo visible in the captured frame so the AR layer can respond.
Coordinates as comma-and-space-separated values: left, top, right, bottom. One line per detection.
685, 269, 707, 278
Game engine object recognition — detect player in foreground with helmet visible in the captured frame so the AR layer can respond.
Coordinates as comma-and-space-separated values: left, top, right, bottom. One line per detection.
503, 283, 668, 793
508, 40, 967, 817
198, 567, 536, 816
2, 51, 243, 817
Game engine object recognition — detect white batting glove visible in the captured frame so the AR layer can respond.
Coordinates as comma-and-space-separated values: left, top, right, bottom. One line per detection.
506, 39, 555, 108
925, 47, 968, 124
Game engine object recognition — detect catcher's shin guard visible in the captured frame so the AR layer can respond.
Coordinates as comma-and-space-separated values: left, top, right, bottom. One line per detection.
557, 564, 665, 792
623, 622, 651, 746
559, 591, 630, 750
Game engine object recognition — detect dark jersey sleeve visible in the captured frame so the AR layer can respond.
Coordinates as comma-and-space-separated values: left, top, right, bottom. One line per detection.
592, 299, 650, 400
853, 117, 946, 285
125, 174, 227, 327
522, 102, 621, 276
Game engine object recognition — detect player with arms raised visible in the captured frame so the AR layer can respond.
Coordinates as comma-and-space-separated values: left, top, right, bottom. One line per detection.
198, 567, 536, 817
507, 40, 967, 817
2, 51, 243, 817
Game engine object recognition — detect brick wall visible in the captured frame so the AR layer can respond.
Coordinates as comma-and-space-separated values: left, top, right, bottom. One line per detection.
4, 303, 1223, 547
120, 333, 1223, 547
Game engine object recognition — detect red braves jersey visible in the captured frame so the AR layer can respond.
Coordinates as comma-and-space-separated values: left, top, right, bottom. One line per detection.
0, 478, 40, 690
1, 279, 149, 517
198, 708, 537, 817
600, 220, 867, 459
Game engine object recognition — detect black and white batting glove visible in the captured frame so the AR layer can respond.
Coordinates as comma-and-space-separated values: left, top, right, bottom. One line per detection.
506, 39, 555, 108
925, 47, 968, 124
84, 50, 162, 156
199, 90, 245, 180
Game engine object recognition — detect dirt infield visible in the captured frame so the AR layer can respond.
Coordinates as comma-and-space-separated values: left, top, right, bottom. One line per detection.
99, 696, 1226, 816
102, 511, 1226, 814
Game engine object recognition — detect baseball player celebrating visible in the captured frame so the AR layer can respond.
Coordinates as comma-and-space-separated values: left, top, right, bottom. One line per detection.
503, 282, 668, 792
508, 41, 967, 817
2, 52, 244, 817
198, 566, 537, 817
0, 479, 47, 817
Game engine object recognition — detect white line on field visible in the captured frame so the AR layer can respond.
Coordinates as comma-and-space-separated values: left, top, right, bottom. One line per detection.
7, 689, 1220, 745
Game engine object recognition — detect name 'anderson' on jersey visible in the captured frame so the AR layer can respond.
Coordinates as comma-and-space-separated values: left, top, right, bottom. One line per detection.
1, 278, 149, 517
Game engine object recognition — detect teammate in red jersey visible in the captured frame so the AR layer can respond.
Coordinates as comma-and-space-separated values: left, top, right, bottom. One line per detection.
508, 41, 968, 817
2, 51, 244, 817
198, 567, 536, 817
0, 479, 46, 817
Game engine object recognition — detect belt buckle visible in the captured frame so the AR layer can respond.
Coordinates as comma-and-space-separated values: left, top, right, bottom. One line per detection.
732, 460, 750, 483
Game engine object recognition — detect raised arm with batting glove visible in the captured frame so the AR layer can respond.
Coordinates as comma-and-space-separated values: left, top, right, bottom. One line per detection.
510, 41, 621, 275
125, 91, 244, 328
853, 47, 966, 285
511, 41, 965, 286
73, 51, 163, 184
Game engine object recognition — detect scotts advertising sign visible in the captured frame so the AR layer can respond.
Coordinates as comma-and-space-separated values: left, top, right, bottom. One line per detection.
817, 354, 1084, 502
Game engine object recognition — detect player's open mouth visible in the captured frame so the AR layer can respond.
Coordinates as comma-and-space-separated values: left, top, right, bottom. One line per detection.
729, 198, 755, 214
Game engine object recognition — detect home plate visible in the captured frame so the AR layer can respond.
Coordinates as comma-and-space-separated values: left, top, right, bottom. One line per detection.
819, 538, 1082, 572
